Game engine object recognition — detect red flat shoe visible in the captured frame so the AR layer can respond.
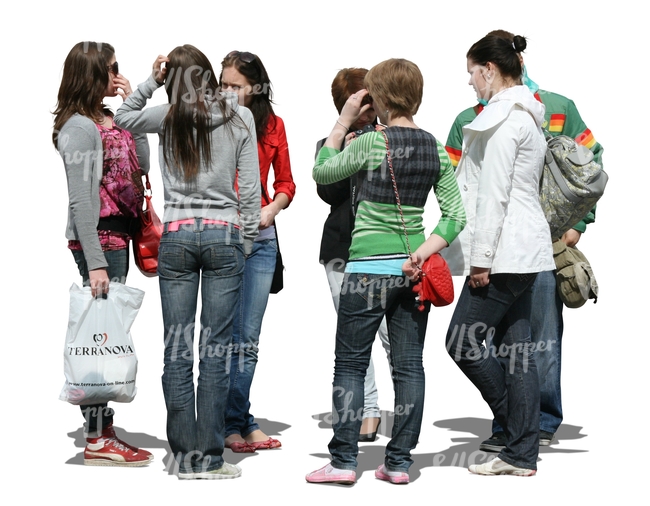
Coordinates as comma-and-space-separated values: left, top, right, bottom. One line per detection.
247, 437, 281, 450
226, 441, 256, 453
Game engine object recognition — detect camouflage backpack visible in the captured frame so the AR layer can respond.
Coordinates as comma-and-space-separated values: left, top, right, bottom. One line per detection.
539, 132, 608, 240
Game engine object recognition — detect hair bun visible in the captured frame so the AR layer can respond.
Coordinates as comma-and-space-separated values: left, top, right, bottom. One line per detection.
513, 35, 527, 53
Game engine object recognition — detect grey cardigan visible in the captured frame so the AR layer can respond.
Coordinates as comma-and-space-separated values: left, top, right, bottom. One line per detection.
114, 75, 261, 254
58, 114, 150, 271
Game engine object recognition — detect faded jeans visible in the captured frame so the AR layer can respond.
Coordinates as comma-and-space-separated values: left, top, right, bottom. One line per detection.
225, 238, 277, 438
158, 220, 244, 473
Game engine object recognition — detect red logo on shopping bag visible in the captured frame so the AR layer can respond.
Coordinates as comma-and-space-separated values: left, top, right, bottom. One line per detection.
93, 333, 108, 346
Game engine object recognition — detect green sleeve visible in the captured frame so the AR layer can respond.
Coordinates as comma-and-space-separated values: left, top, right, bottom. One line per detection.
313, 132, 385, 184
444, 106, 478, 169
431, 140, 466, 244
562, 99, 602, 231
563, 98, 603, 167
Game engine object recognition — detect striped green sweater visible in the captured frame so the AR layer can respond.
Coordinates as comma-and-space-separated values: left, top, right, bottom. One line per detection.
313, 130, 466, 261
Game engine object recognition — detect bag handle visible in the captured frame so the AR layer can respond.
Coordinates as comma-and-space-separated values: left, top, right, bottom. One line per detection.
143, 173, 152, 197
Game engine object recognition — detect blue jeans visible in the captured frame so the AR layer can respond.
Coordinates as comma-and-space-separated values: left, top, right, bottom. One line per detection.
446, 273, 540, 470
158, 220, 244, 473
225, 238, 276, 438
328, 273, 428, 472
492, 270, 563, 435
72, 247, 129, 436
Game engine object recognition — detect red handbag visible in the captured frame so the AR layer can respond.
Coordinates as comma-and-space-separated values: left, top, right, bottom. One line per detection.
133, 174, 163, 277
381, 131, 454, 311
411, 253, 454, 309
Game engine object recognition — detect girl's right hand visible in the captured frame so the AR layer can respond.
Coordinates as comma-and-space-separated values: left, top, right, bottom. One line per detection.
89, 268, 110, 298
402, 253, 423, 282
152, 55, 170, 85
339, 89, 371, 129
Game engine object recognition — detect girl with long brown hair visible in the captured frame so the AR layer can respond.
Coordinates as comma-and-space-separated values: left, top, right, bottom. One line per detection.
115, 45, 261, 479
54, 41, 152, 466
218, 51, 296, 453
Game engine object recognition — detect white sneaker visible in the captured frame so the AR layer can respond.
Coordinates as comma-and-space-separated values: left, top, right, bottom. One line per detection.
179, 462, 242, 480
469, 457, 536, 476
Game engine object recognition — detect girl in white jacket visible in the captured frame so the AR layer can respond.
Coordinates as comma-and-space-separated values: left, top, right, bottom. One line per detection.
442, 34, 554, 476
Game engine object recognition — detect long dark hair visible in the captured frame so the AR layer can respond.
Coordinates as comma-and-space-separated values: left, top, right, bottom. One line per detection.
162, 44, 237, 182
52, 41, 114, 147
220, 51, 275, 141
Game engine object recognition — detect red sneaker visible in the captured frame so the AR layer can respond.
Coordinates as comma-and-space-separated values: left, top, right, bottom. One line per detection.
84, 424, 153, 467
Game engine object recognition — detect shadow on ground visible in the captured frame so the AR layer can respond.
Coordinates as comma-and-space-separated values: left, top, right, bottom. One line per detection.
309, 412, 587, 483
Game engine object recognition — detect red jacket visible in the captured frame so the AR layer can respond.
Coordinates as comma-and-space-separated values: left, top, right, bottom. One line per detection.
258, 115, 295, 207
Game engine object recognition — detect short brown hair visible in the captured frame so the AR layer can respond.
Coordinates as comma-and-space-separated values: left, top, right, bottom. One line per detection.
331, 68, 368, 114
364, 59, 423, 118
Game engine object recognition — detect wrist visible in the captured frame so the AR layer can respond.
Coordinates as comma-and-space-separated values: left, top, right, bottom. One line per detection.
267, 201, 281, 216
336, 119, 350, 131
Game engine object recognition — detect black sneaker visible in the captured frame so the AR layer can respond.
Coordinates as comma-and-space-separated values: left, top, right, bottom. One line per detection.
539, 430, 555, 446
479, 431, 506, 452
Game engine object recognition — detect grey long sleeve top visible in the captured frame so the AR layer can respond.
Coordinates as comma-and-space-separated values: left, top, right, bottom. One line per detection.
114, 75, 261, 254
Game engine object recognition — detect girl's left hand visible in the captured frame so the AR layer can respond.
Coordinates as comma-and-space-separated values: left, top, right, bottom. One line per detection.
113, 74, 133, 101
260, 202, 280, 229
469, 266, 490, 288
344, 131, 358, 147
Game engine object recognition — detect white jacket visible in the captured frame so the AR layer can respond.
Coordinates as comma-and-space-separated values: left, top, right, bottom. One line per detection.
443, 85, 555, 275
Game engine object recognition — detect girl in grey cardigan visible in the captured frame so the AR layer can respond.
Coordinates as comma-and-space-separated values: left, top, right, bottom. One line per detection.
54, 41, 152, 466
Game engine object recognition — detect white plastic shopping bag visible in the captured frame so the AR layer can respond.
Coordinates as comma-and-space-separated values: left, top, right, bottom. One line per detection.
60, 282, 145, 405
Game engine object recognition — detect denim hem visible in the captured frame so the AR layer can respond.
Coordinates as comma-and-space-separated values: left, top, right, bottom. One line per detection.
498, 452, 537, 471
331, 462, 357, 472
240, 424, 261, 439
200, 462, 227, 473
385, 464, 410, 473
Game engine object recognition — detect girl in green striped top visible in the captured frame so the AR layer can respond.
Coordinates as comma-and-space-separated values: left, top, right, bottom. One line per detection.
306, 58, 465, 486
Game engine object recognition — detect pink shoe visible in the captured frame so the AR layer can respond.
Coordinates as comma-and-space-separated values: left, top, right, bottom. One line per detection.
306, 463, 356, 484
375, 464, 409, 484
226, 441, 256, 453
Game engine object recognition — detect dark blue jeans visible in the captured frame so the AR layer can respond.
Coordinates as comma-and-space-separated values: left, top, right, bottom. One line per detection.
446, 273, 540, 470
492, 270, 563, 435
72, 247, 129, 436
158, 220, 244, 473
328, 273, 428, 472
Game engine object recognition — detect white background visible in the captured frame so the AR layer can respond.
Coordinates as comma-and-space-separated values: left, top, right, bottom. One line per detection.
2, 1, 642, 502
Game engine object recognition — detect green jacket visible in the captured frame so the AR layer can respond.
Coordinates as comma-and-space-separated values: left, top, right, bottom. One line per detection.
445, 90, 603, 233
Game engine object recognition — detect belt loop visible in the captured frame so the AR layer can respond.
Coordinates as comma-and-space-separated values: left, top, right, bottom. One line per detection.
196, 217, 203, 232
